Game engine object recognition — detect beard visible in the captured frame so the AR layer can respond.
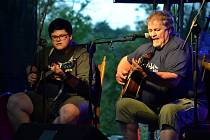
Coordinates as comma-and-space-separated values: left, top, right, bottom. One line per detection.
152, 41, 162, 49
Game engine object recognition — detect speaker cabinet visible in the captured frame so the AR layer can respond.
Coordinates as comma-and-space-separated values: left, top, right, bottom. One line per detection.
14, 123, 108, 140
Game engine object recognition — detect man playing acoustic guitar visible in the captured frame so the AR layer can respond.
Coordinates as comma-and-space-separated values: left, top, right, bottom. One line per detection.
115, 11, 208, 140
7, 18, 101, 132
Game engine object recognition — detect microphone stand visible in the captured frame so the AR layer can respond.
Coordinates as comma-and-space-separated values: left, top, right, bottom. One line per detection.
86, 42, 96, 127
35, 38, 48, 123
40, 39, 48, 123
78, 36, 145, 127
181, 0, 206, 126
192, 23, 201, 126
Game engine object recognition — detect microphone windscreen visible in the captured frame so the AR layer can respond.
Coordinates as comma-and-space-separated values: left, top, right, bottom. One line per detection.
145, 33, 150, 39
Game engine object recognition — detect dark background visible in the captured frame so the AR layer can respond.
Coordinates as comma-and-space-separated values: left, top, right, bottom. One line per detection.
0, 0, 37, 93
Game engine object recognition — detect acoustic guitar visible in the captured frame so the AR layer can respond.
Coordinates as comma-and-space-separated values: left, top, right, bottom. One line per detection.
29, 60, 76, 90
120, 52, 154, 99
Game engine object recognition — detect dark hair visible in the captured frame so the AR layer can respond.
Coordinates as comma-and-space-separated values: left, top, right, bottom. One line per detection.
48, 18, 72, 37
147, 10, 175, 36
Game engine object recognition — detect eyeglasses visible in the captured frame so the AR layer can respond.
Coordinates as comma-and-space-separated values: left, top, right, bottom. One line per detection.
51, 34, 69, 41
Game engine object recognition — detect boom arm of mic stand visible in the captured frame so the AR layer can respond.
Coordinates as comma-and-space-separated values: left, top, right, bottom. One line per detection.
73, 37, 140, 48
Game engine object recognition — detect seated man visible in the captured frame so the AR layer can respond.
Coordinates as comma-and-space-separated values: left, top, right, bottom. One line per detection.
7, 18, 101, 131
115, 10, 208, 140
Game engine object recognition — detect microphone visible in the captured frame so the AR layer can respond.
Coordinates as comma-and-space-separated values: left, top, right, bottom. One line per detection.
124, 33, 150, 40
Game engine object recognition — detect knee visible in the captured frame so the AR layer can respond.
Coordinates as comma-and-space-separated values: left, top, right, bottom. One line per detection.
116, 99, 124, 112
59, 104, 80, 123
7, 93, 23, 110
7, 92, 33, 113
159, 104, 178, 129
159, 104, 178, 118
116, 98, 132, 112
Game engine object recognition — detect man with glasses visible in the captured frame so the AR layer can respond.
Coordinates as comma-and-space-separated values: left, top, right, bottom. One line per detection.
115, 11, 208, 140
7, 18, 101, 131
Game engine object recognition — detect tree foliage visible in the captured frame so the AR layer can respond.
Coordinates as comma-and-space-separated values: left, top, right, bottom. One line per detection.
37, 0, 92, 44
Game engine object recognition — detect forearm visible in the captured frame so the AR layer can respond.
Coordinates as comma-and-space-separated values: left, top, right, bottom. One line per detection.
146, 71, 181, 88
64, 72, 89, 90
117, 56, 131, 73
116, 56, 132, 85
141, 72, 178, 94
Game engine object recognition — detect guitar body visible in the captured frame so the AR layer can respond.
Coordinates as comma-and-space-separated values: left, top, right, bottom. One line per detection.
120, 51, 155, 99
120, 70, 145, 99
